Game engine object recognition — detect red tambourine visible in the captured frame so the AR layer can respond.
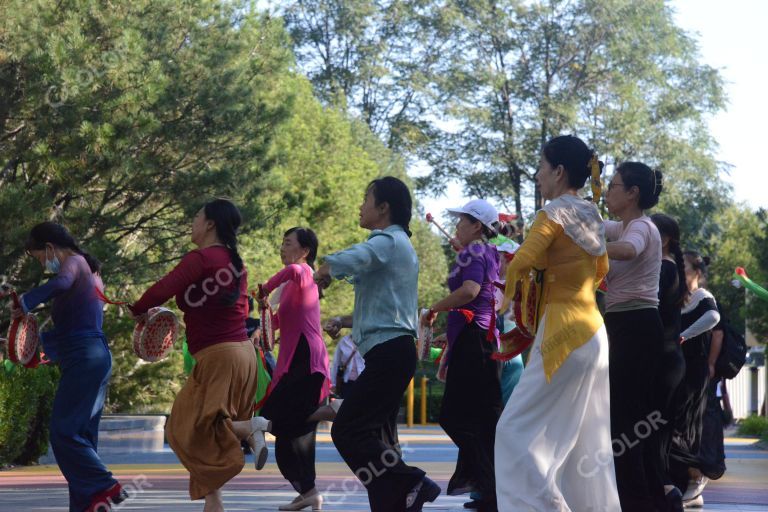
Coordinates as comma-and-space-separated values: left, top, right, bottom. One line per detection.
257, 285, 275, 352
133, 307, 179, 362
96, 287, 179, 362
7, 292, 41, 366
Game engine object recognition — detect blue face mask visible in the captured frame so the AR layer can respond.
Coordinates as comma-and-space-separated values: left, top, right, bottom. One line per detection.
45, 247, 61, 274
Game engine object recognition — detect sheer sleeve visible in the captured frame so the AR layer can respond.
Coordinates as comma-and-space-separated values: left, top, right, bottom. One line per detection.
504, 212, 562, 301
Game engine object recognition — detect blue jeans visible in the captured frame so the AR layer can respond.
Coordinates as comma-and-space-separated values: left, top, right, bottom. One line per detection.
50, 331, 117, 511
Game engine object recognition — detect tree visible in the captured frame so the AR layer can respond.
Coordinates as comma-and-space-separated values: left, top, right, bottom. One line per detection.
279, 0, 451, 156
416, 0, 725, 219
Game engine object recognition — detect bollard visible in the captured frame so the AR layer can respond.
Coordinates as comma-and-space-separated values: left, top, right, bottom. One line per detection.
407, 378, 415, 427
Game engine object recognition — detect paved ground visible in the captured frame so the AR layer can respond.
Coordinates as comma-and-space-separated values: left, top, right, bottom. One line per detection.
1, 427, 766, 511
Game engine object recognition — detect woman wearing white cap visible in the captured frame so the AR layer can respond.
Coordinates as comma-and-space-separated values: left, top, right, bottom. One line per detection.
423, 199, 503, 512
495, 135, 620, 511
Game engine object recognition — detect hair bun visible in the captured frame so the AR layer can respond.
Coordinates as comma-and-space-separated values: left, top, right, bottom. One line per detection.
702, 256, 711, 266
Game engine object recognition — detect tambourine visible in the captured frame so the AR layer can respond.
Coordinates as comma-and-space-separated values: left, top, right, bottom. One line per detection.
6, 292, 41, 366
96, 288, 179, 362
257, 285, 275, 351
133, 307, 179, 362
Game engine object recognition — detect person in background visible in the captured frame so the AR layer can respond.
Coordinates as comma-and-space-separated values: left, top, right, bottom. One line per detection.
12, 222, 127, 512
328, 331, 365, 399
669, 251, 721, 508
423, 199, 503, 512
603, 161, 665, 512
650, 213, 688, 512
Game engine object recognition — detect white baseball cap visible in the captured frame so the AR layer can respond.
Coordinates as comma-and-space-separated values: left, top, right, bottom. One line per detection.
446, 199, 499, 231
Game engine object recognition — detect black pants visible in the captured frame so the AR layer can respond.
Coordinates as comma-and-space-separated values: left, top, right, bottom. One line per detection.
698, 380, 726, 479
651, 336, 686, 511
439, 324, 501, 506
261, 336, 325, 494
606, 308, 665, 512
331, 336, 426, 511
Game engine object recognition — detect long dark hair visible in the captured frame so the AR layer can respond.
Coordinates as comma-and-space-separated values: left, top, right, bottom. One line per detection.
203, 198, 243, 305
285, 226, 322, 298
25, 222, 101, 274
542, 135, 603, 189
367, 176, 413, 237
284, 227, 319, 269
651, 213, 688, 306
616, 162, 663, 210
683, 250, 710, 280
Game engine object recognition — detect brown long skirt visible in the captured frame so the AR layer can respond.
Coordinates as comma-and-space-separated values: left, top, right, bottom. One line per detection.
166, 340, 258, 500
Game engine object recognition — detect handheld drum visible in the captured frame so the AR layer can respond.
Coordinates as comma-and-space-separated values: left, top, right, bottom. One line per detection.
257, 285, 275, 352
6, 291, 40, 367
96, 287, 179, 362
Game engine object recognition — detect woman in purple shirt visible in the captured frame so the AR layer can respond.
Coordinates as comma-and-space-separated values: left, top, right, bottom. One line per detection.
423, 199, 502, 512
11, 222, 125, 512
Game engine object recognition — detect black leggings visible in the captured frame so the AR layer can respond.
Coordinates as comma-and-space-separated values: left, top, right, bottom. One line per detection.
261, 336, 325, 494
606, 308, 665, 512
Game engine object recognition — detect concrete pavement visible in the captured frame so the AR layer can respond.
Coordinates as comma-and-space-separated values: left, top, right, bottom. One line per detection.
1, 426, 766, 511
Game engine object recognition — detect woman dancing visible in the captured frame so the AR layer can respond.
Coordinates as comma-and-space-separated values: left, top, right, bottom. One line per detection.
314, 176, 439, 512
12, 222, 126, 512
130, 199, 259, 512
494, 135, 619, 511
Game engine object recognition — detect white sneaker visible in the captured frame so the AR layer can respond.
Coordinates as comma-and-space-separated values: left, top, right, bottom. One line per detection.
247, 416, 272, 470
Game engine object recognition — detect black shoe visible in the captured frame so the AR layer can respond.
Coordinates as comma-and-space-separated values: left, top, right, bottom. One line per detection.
463, 499, 481, 509
405, 476, 441, 512
665, 487, 684, 512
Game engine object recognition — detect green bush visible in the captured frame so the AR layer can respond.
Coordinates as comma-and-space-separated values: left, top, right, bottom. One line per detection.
0, 361, 59, 466
737, 414, 768, 438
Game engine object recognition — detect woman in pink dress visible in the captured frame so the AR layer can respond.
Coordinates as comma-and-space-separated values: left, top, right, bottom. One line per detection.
252, 227, 332, 511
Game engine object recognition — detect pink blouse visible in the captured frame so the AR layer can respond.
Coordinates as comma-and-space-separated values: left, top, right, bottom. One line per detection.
263, 263, 330, 401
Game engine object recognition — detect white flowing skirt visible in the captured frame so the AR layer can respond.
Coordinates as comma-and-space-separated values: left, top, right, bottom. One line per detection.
495, 316, 621, 512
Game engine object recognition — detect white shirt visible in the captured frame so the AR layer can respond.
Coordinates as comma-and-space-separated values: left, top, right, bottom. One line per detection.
330, 335, 365, 386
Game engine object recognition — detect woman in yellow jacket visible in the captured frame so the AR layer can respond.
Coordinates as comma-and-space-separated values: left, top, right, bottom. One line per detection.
494, 135, 620, 512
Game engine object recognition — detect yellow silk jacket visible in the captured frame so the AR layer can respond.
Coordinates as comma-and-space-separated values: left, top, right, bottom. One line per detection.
505, 202, 608, 382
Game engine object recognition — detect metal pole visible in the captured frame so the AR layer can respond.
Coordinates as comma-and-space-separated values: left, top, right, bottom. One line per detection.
406, 378, 414, 427
420, 376, 428, 425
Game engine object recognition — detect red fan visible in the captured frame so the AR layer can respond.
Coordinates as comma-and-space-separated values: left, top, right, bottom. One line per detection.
6, 291, 40, 366
257, 285, 275, 352
96, 288, 179, 362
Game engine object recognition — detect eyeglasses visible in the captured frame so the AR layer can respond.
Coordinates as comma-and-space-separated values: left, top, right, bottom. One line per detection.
607, 182, 627, 191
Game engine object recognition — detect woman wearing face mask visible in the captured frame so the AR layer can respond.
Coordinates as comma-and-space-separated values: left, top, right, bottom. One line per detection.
421, 199, 502, 512
314, 176, 439, 512
668, 251, 720, 508
11, 222, 126, 512
130, 199, 259, 512
494, 135, 619, 511
250, 227, 331, 511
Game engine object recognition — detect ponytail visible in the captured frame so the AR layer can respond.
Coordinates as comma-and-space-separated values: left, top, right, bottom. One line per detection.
669, 239, 688, 307
203, 199, 244, 306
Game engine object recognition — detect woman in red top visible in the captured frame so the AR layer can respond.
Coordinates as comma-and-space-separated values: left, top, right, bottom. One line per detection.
130, 199, 260, 512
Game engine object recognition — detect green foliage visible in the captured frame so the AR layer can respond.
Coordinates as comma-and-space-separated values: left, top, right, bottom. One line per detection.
1, 1, 448, 416
0, 363, 59, 466
737, 414, 768, 438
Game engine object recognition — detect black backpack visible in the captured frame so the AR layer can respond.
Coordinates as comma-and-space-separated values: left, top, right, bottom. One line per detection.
715, 322, 748, 379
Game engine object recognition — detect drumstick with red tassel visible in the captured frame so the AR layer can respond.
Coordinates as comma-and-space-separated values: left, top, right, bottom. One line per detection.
426, 213, 462, 251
